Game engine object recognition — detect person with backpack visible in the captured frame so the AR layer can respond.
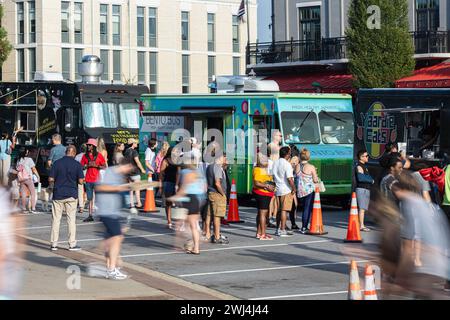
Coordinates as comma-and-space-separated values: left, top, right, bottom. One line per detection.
80, 138, 106, 222
16, 148, 40, 213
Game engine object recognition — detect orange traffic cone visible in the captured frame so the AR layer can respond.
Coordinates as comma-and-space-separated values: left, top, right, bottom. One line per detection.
226, 179, 244, 223
306, 187, 328, 235
348, 260, 362, 300
143, 174, 158, 213
344, 192, 363, 243
363, 264, 378, 300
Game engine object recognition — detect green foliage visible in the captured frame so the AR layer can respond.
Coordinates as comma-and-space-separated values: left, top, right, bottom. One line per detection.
346, 0, 415, 88
0, 5, 12, 68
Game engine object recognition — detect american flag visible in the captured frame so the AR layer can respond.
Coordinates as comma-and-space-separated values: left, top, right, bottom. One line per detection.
237, 0, 246, 19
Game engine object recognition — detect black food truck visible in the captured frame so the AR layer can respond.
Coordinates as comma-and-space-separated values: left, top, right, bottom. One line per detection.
354, 88, 450, 179
0, 55, 149, 184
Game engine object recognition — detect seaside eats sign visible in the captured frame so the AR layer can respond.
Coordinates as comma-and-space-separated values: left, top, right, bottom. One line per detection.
357, 102, 397, 159
141, 115, 184, 133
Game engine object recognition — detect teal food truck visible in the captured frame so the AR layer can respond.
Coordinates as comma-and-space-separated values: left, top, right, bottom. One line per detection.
139, 92, 354, 204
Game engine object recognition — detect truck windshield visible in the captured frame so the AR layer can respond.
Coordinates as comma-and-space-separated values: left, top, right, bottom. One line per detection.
319, 111, 354, 144
119, 103, 139, 128
281, 111, 320, 144
82, 102, 118, 128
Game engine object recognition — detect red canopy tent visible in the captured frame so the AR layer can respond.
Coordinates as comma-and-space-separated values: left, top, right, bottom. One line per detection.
395, 61, 450, 88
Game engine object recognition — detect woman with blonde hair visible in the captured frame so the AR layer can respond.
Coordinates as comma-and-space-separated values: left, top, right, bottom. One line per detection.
97, 137, 108, 166
295, 148, 319, 234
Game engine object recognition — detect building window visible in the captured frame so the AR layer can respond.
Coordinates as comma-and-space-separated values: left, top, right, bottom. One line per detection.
149, 52, 157, 93
137, 7, 145, 47
19, 111, 36, 132
100, 4, 108, 45
17, 49, 25, 81
233, 57, 240, 76
299, 6, 321, 41
61, 2, 70, 43
182, 54, 189, 93
232, 15, 239, 53
137, 51, 145, 84
181, 11, 189, 51
149, 8, 157, 47
17, 2, 24, 44
416, 0, 439, 31
207, 13, 215, 52
29, 2, 36, 43
28, 48, 36, 81
112, 5, 121, 46
75, 48, 83, 81
113, 50, 121, 81
74, 2, 83, 44
100, 49, 109, 81
208, 56, 215, 84
62, 48, 71, 80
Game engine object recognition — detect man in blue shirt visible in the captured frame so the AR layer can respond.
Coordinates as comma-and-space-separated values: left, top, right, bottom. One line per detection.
49, 145, 84, 251
47, 134, 66, 168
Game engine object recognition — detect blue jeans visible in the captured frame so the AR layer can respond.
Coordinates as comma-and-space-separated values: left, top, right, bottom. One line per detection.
300, 192, 315, 229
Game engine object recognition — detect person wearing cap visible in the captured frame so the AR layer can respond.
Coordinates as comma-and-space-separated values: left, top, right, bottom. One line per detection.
81, 138, 106, 222
47, 134, 66, 168
124, 138, 146, 209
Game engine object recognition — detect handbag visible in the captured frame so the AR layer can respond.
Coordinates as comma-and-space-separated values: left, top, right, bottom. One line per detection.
316, 179, 326, 193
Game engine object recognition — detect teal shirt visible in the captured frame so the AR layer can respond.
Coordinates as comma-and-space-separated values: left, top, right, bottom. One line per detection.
0, 140, 11, 160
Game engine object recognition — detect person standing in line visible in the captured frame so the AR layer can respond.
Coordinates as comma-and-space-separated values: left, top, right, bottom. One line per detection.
154, 141, 169, 199
48, 145, 84, 251
252, 153, 275, 240
288, 145, 300, 231
16, 148, 40, 213
124, 138, 146, 209
355, 150, 374, 232
272, 146, 296, 237
295, 148, 319, 234
81, 138, 106, 222
95, 158, 134, 280
380, 157, 403, 204
159, 147, 180, 229
145, 138, 158, 177
112, 142, 125, 165
47, 134, 66, 168
97, 137, 109, 181
75, 144, 87, 213
0, 129, 19, 187
266, 146, 277, 228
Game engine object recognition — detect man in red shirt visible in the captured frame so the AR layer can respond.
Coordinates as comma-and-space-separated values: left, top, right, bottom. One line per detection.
81, 138, 106, 222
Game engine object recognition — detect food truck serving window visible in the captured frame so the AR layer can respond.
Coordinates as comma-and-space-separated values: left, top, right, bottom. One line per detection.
82, 102, 118, 128
319, 111, 354, 144
119, 103, 139, 129
281, 111, 320, 144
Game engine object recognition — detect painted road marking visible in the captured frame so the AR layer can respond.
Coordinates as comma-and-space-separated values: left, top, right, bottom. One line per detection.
121, 239, 331, 258
77, 231, 175, 243
178, 259, 371, 278
250, 291, 348, 300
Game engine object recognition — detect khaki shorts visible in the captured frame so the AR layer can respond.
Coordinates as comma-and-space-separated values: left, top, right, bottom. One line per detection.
208, 192, 227, 218
277, 193, 294, 212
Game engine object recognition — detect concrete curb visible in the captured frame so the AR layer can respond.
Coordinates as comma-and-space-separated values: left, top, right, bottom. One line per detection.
19, 234, 239, 300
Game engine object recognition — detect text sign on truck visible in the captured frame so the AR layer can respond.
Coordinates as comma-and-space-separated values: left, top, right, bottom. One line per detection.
141, 115, 184, 133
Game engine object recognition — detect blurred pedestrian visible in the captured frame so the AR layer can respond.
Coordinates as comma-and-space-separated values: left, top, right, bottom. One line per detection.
112, 142, 125, 165
159, 147, 180, 229
273, 146, 296, 237
0, 129, 18, 187
252, 153, 275, 240
295, 148, 319, 234
47, 134, 66, 168
16, 148, 40, 213
81, 138, 106, 222
355, 150, 374, 232
124, 138, 146, 209
48, 145, 84, 251
95, 159, 133, 280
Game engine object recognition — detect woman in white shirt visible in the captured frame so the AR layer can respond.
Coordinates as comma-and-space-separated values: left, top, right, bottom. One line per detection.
16, 148, 39, 213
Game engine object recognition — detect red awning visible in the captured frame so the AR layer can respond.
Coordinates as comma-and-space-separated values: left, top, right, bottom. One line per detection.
265, 72, 355, 94
395, 62, 450, 88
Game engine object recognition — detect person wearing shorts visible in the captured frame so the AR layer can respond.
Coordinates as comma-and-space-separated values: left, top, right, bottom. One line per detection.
159, 147, 180, 229
355, 150, 374, 232
252, 153, 275, 240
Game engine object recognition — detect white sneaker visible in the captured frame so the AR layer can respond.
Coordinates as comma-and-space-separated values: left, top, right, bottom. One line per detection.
280, 230, 291, 237
106, 268, 128, 280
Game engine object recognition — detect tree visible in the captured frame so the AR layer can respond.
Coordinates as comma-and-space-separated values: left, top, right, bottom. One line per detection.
346, 0, 415, 88
0, 5, 12, 68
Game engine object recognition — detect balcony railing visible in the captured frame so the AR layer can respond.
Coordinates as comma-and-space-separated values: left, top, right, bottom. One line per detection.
247, 31, 450, 66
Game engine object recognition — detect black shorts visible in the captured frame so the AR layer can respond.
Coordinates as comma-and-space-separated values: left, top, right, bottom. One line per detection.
253, 193, 272, 210
182, 194, 206, 215
100, 216, 123, 239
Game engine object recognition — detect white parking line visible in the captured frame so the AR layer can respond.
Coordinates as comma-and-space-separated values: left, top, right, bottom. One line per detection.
77, 231, 175, 242
178, 259, 371, 277
250, 290, 348, 300
121, 239, 331, 258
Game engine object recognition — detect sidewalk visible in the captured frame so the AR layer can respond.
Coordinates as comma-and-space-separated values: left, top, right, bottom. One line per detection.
15, 235, 237, 300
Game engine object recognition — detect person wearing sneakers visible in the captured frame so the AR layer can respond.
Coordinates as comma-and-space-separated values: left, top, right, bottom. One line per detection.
95, 158, 134, 280
355, 150, 374, 232
81, 138, 106, 222
124, 138, 146, 209
295, 148, 319, 234
252, 153, 275, 240
272, 146, 296, 237
48, 145, 84, 251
